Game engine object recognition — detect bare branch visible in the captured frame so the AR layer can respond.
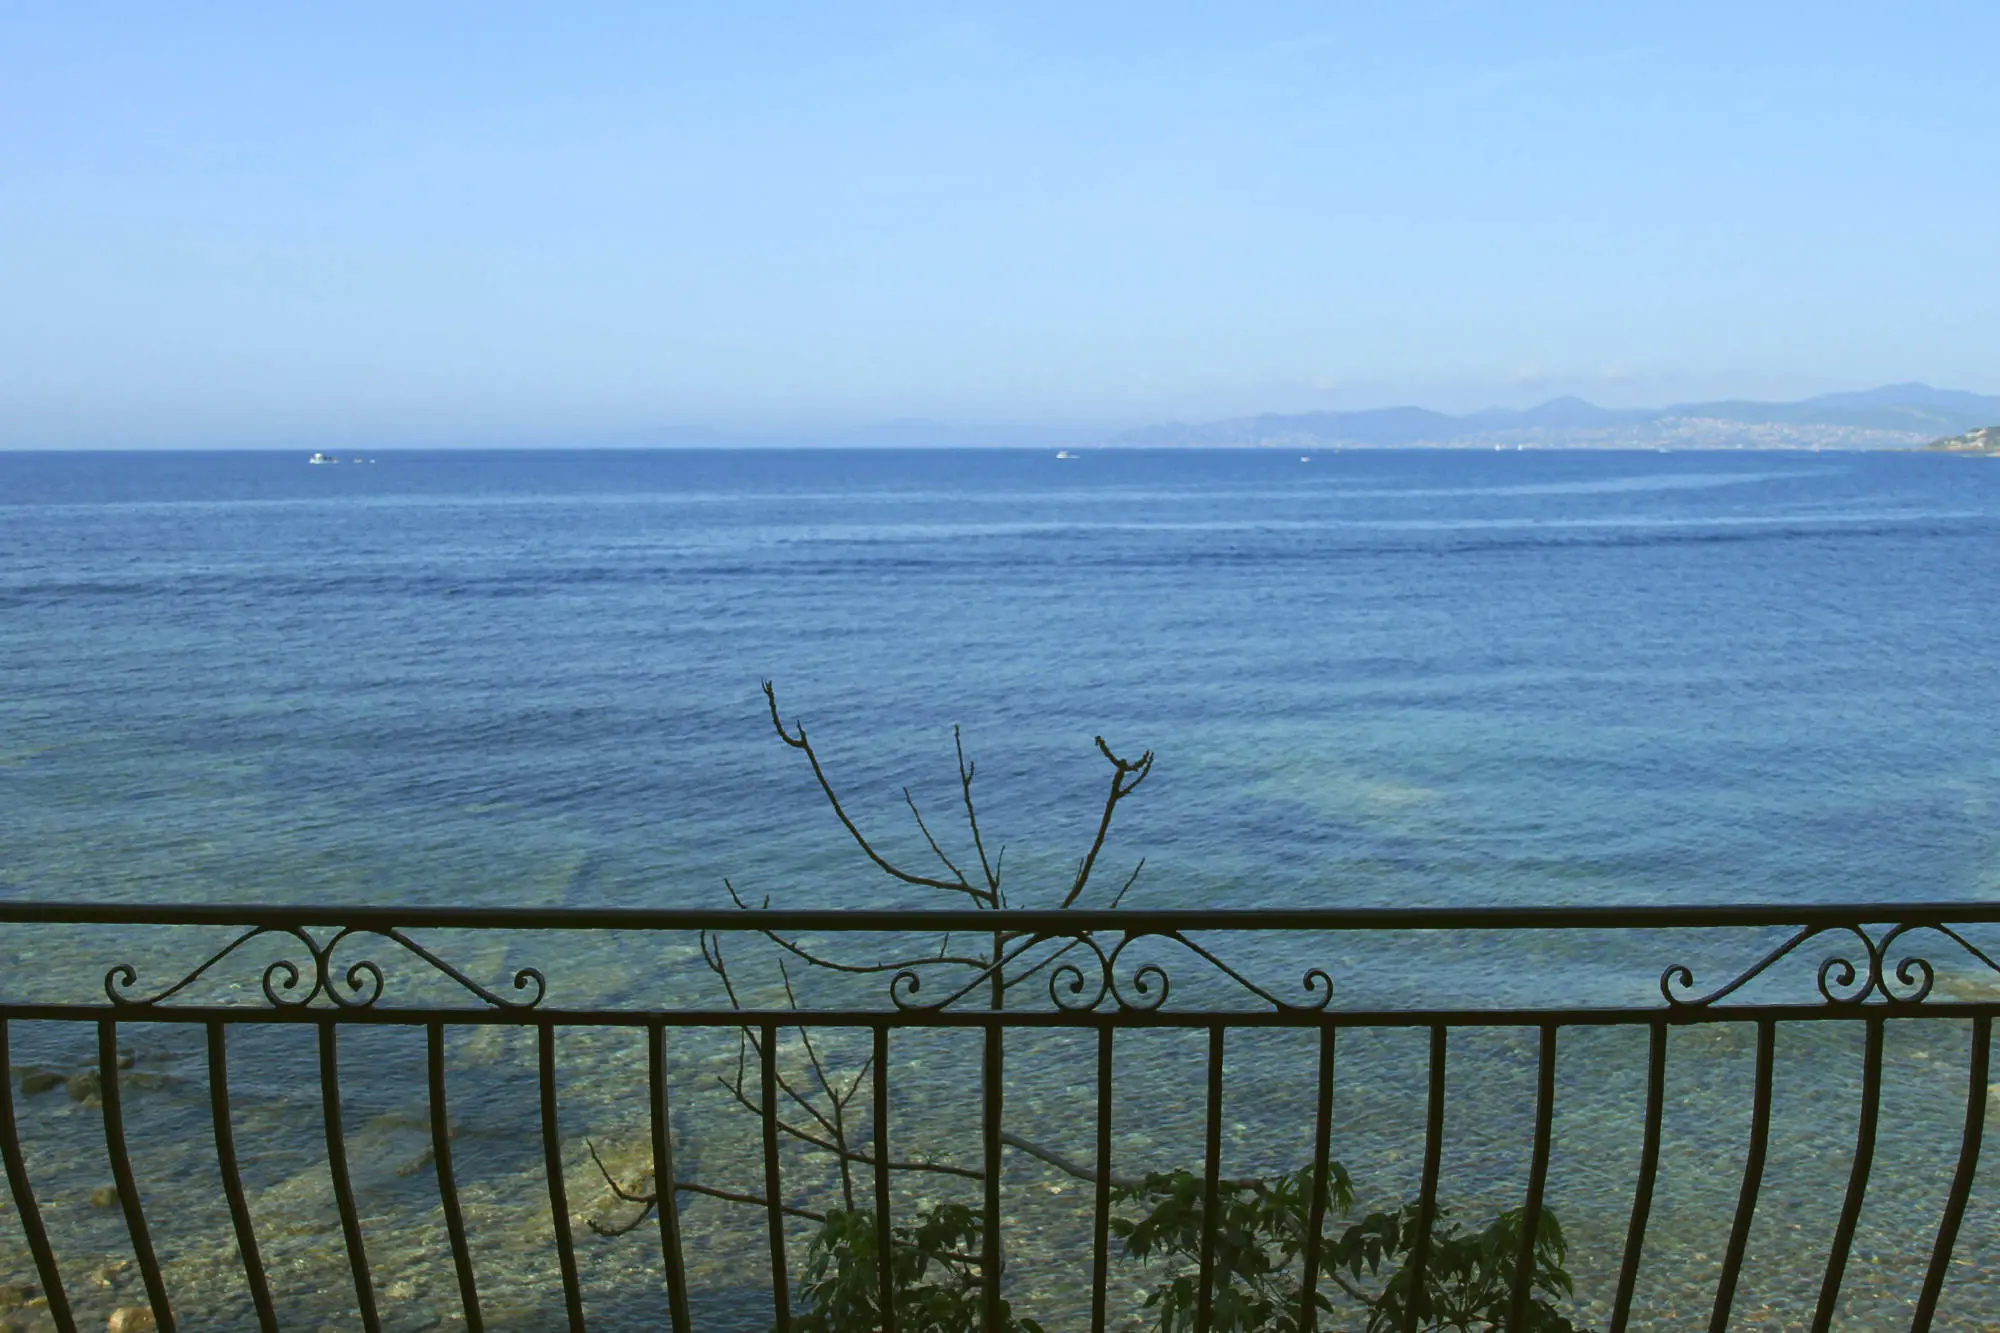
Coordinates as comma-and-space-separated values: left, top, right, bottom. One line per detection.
854, 1151, 983, 1181
700, 930, 747, 1012
778, 966, 840, 1103
904, 787, 975, 891
794, 1028, 844, 1128
998, 1132, 1146, 1192
997, 1132, 1259, 1192
839, 1051, 873, 1112
586, 1205, 656, 1238
1108, 857, 1146, 909
999, 936, 1084, 994
779, 1060, 845, 1142
654, 690, 1173, 1277
585, 1145, 836, 1234
1059, 738, 1155, 909
955, 726, 1000, 895
716, 1070, 837, 1155
723, 880, 988, 974
775, 936, 988, 977
587, 1145, 990, 1271
713, 1019, 846, 1148
588, 1141, 661, 1205
781, 960, 857, 1206
762, 681, 993, 902
711, 931, 876, 1144
676, 1179, 829, 1223
713, 1072, 984, 1180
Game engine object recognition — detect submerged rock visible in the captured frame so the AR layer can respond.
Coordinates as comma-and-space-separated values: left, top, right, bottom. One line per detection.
0, 1307, 57, 1333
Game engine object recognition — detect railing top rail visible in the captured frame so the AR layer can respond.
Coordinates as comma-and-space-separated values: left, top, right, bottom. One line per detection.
2, 900, 1998, 930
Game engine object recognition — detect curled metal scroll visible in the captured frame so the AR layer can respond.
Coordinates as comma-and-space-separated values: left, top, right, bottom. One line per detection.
1048, 934, 1114, 1012
106, 925, 545, 1010
1661, 920, 2000, 1008
888, 929, 1332, 1014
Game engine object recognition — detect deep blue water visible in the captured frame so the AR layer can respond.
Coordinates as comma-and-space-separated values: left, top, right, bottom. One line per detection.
3, 447, 1997, 918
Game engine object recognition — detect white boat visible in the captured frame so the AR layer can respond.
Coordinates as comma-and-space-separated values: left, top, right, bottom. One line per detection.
1055, 450, 1077, 460
308, 452, 338, 465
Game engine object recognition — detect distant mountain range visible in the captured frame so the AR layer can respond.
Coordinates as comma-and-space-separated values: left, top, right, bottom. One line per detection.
604, 383, 1997, 452
1116, 383, 2000, 451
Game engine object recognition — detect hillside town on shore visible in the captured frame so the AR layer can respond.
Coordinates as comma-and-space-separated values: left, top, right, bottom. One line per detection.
1927, 425, 2000, 456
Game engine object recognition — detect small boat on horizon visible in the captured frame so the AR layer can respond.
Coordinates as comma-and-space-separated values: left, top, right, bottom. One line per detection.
308, 452, 338, 464
1055, 450, 1077, 460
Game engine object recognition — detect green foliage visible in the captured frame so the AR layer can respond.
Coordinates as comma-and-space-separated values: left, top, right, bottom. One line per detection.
1113, 1166, 1587, 1333
790, 1203, 1044, 1333
789, 1169, 1588, 1333
1323, 1203, 1583, 1333
1110, 1164, 1352, 1333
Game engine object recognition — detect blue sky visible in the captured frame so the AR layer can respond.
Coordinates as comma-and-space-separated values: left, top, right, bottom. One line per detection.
2, 2, 1995, 447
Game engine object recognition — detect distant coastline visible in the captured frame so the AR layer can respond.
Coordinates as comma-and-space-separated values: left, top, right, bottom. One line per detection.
1925, 425, 2000, 456
1116, 383, 2000, 453
628, 382, 2000, 453
11, 383, 2000, 454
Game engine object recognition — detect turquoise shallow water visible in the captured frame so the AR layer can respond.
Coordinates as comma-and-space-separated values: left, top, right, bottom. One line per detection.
2, 447, 1999, 1330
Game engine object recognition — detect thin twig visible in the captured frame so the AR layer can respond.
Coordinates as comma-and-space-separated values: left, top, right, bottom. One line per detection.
762, 681, 993, 903
999, 936, 1085, 995
724, 880, 987, 974
1108, 857, 1146, 908
904, 787, 974, 891
587, 1145, 992, 1267
1060, 738, 1154, 909
955, 727, 1001, 895
707, 1005, 847, 1152
782, 961, 857, 1206
996, 1132, 1261, 1192
713, 1072, 984, 1180
585, 1145, 834, 1233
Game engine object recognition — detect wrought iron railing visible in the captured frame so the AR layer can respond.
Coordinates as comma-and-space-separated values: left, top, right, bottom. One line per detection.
0, 901, 1997, 1332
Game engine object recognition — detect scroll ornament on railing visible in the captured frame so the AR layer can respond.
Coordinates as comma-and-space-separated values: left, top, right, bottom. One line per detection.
886, 929, 1334, 1014
1661, 920, 2000, 1008
104, 925, 546, 1010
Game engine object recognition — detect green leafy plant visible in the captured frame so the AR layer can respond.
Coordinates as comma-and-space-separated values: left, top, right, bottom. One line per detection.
792, 1203, 1044, 1333
1324, 1202, 1582, 1333
1111, 1167, 1588, 1333
786, 1169, 1588, 1333
1112, 1164, 1351, 1333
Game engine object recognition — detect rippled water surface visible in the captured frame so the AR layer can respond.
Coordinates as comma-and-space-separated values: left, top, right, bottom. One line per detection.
2, 447, 1998, 1330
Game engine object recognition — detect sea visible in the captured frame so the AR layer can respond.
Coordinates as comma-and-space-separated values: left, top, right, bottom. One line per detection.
2, 447, 1998, 1330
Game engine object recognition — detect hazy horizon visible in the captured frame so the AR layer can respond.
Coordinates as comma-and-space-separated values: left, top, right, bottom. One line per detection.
5, 3, 1998, 449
